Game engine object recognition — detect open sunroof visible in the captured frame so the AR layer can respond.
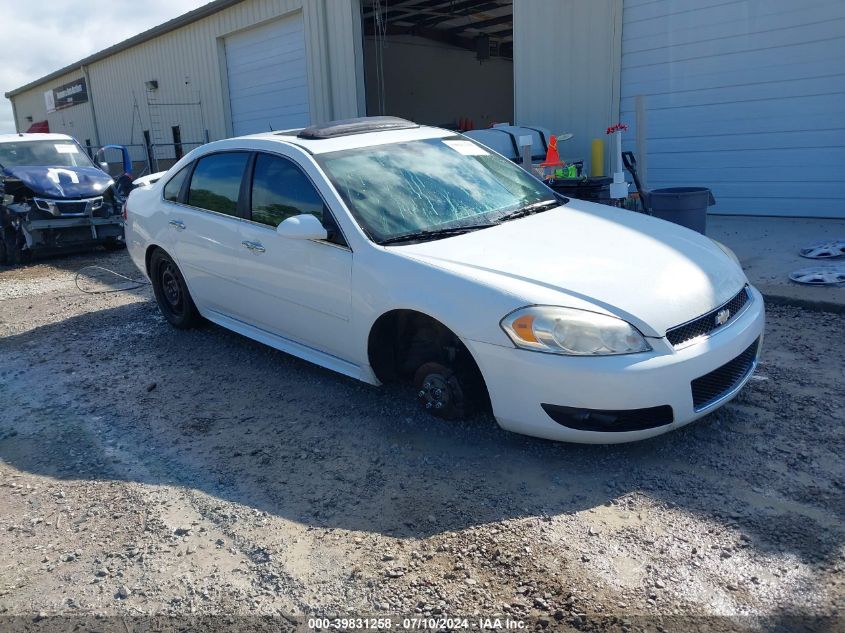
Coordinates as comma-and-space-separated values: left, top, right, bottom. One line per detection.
296, 116, 419, 140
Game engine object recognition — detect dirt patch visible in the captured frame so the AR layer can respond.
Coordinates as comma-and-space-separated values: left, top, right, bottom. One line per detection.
0, 251, 842, 632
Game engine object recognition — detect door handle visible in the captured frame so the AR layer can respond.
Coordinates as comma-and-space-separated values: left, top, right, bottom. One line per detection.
241, 240, 266, 253
169, 219, 186, 230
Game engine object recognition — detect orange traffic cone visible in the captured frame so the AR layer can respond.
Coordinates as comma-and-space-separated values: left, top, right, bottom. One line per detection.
540, 135, 562, 167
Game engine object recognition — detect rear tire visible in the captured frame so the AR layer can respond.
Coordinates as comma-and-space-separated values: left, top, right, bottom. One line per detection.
3, 228, 28, 266
150, 249, 199, 329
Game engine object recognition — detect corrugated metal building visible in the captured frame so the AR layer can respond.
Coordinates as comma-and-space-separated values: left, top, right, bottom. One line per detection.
7, 0, 366, 169
5, 0, 843, 218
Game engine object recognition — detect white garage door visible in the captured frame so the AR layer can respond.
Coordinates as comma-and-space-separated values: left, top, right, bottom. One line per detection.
621, 0, 845, 218
225, 14, 310, 136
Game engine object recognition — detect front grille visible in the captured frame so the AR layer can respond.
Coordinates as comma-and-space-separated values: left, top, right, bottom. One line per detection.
541, 403, 674, 432
666, 287, 750, 347
33, 197, 104, 217
56, 201, 90, 215
691, 338, 759, 411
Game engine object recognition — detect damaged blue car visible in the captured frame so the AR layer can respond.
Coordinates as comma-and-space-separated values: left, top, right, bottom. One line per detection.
0, 133, 126, 264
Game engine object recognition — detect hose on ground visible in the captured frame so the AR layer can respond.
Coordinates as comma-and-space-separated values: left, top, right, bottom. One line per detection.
75, 265, 151, 294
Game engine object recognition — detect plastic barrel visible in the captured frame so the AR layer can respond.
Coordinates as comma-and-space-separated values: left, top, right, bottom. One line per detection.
646, 187, 715, 234
547, 177, 613, 204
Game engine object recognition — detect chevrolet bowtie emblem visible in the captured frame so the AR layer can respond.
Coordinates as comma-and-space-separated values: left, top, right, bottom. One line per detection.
715, 308, 731, 326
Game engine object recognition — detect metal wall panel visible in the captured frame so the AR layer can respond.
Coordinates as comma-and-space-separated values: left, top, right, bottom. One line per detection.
513, 0, 623, 170
325, 0, 366, 118
10, 68, 99, 147
8, 0, 364, 160
621, 0, 845, 218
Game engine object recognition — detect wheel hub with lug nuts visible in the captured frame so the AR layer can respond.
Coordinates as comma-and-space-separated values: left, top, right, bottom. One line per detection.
418, 373, 450, 411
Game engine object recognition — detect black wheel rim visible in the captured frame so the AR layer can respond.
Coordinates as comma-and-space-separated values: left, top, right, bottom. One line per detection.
159, 261, 185, 316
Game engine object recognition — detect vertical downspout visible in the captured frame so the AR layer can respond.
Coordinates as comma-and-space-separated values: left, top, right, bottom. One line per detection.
610, 0, 623, 126
350, 0, 366, 116
10, 98, 20, 133
320, 0, 335, 121
81, 64, 101, 146
511, 1, 520, 125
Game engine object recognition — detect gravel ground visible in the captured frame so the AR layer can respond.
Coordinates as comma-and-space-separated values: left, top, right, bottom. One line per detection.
0, 250, 842, 633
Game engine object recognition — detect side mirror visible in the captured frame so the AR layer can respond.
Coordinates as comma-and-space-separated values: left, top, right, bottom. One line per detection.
276, 214, 328, 240
99, 161, 110, 173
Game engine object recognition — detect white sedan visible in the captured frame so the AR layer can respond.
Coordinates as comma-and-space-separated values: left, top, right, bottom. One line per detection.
125, 117, 764, 444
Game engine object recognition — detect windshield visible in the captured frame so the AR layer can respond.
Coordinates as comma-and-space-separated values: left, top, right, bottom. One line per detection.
0, 140, 96, 169
316, 136, 558, 243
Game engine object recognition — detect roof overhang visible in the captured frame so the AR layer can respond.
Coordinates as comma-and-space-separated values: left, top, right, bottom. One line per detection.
362, 0, 513, 58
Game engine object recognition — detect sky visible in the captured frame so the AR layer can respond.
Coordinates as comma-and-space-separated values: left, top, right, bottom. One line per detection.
0, 0, 209, 134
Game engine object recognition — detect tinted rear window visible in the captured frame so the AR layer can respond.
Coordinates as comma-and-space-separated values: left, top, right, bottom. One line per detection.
187, 153, 248, 216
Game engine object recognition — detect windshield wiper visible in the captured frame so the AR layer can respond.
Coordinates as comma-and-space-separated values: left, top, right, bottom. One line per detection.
379, 223, 496, 245
496, 198, 562, 223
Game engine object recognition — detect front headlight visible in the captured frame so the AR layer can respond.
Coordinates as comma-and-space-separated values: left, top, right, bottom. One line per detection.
501, 306, 651, 355
33, 198, 60, 216
712, 239, 742, 268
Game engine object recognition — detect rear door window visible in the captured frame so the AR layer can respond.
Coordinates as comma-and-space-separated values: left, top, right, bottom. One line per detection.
187, 152, 249, 217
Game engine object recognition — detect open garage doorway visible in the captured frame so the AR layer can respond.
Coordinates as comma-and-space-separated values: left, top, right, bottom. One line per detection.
361, 0, 513, 131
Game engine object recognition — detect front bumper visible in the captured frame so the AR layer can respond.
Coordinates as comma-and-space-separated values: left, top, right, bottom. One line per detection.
463, 286, 765, 443
22, 216, 124, 248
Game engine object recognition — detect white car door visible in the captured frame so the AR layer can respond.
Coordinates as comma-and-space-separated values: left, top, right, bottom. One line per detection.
165, 151, 251, 319
235, 152, 354, 361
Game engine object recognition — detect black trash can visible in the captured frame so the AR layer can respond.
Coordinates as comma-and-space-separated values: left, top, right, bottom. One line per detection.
647, 187, 715, 234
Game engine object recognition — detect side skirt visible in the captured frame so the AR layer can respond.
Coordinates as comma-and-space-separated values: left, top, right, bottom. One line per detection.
203, 308, 379, 385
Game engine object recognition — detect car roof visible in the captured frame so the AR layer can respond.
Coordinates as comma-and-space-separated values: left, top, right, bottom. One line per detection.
0, 133, 74, 144
239, 120, 454, 155
159, 119, 459, 162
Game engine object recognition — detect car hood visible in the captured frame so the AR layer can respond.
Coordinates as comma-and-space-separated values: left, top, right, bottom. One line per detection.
2, 165, 114, 199
392, 200, 748, 337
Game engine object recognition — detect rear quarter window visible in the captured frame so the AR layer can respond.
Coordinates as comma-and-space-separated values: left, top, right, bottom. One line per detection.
163, 166, 190, 202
